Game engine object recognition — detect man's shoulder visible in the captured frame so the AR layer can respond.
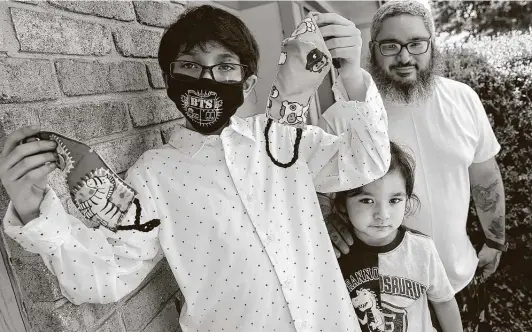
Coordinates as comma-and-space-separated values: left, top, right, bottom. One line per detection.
435, 76, 479, 99
402, 226, 435, 247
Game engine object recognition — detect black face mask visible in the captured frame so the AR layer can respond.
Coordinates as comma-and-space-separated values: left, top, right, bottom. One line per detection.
167, 74, 245, 134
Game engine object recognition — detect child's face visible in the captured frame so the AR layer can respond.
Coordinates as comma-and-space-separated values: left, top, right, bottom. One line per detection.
345, 169, 407, 246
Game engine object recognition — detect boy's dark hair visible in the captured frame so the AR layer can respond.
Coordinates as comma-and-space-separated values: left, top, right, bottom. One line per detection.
158, 5, 260, 79
333, 141, 420, 220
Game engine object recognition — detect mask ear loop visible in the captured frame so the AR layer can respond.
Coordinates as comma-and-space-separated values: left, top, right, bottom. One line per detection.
264, 118, 302, 168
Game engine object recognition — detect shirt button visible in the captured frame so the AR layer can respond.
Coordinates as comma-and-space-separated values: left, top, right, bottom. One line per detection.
227, 156, 235, 163
283, 279, 292, 288
246, 194, 254, 202
302, 321, 308, 328
267, 234, 274, 242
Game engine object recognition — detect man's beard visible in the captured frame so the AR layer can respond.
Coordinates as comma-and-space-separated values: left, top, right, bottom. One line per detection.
369, 47, 441, 104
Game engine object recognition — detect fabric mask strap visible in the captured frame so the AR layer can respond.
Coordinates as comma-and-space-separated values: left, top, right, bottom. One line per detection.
264, 118, 302, 168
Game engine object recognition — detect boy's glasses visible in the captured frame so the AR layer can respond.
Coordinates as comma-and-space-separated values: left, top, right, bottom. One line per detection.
169, 60, 248, 84
373, 39, 431, 56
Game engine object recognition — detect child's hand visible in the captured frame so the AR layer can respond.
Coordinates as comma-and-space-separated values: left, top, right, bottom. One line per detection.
313, 12, 363, 79
0, 126, 58, 224
325, 214, 354, 258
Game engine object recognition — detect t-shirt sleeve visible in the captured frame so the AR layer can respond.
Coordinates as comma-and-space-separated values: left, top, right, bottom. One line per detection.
426, 239, 455, 302
469, 90, 501, 163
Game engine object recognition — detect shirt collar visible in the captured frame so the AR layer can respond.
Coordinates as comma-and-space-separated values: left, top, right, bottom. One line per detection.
168, 115, 256, 157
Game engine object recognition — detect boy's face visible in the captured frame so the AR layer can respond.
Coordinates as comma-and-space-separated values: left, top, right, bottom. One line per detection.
345, 169, 406, 246
173, 42, 257, 97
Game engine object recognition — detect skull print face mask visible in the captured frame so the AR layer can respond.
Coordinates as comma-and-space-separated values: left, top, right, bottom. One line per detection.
265, 14, 333, 167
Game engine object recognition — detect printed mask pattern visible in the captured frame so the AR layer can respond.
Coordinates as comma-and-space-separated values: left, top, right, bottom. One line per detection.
181, 90, 223, 128
49, 134, 75, 175
266, 13, 332, 128
279, 101, 310, 126
72, 168, 135, 231
21, 131, 160, 233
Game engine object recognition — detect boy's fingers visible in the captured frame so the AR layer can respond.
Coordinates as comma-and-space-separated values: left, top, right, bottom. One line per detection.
319, 25, 360, 39
10, 152, 57, 181
21, 161, 57, 183
313, 12, 354, 27
1, 125, 41, 158
2, 140, 57, 172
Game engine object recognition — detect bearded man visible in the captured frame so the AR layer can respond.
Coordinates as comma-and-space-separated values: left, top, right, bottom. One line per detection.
325, 1, 508, 330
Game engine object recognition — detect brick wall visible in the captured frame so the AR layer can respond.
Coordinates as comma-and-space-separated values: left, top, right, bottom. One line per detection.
0, 1, 189, 332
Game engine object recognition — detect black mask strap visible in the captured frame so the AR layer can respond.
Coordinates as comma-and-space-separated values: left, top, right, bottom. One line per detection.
264, 118, 302, 168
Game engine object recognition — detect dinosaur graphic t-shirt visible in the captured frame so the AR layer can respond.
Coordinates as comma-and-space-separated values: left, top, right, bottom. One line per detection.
338, 226, 455, 332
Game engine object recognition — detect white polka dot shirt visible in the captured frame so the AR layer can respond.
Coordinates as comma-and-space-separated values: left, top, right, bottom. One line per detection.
4, 70, 390, 332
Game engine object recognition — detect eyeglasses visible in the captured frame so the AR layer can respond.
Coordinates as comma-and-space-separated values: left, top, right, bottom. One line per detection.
373, 39, 431, 56
169, 60, 248, 84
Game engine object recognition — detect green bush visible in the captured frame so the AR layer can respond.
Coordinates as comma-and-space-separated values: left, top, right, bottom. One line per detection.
440, 32, 532, 330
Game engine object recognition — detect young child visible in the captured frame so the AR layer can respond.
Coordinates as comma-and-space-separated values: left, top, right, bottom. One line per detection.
1, 5, 389, 332
332, 142, 463, 331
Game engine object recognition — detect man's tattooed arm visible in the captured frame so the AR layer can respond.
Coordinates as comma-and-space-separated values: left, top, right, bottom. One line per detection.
469, 158, 506, 244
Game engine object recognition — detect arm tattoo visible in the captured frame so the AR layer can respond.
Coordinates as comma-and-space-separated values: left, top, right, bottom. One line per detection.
487, 215, 505, 240
471, 180, 500, 213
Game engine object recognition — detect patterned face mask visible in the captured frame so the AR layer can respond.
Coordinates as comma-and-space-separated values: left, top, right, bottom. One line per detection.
167, 74, 245, 134
265, 14, 333, 167
21, 132, 160, 233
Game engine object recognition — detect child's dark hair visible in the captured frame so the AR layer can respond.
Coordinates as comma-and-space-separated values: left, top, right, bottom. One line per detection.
333, 141, 420, 219
158, 5, 260, 78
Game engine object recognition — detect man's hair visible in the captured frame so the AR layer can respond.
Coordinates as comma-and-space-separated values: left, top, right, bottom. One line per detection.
158, 5, 260, 78
333, 141, 420, 218
370, 0, 435, 42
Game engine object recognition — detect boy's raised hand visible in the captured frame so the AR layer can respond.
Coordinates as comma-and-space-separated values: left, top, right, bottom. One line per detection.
0, 126, 58, 224
313, 12, 363, 79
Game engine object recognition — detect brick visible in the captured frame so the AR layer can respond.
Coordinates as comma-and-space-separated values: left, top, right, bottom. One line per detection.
0, 103, 39, 144
94, 313, 124, 332
9, 256, 63, 302
47, 168, 69, 198
93, 129, 163, 173
56, 59, 149, 96
133, 1, 185, 28
113, 26, 161, 58
128, 95, 179, 127
142, 300, 180, 332
160, 118, 185, 144
25, 299, 87, 332
39, 100, 130, 140
0, 58, 59, 103
109, 61, 150, 92
55, 59, 110, 96
11, 8, 112, 56
48, 1, 136, 21
1, 228, 39, 259
121, 261, 179, 331
146, 61, 166, 89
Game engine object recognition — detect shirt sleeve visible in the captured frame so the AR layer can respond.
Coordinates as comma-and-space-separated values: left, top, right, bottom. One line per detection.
426, 239, 455, 303
2, 155, 163, 305
300, 68, 390, 193
469, 89, 501, 163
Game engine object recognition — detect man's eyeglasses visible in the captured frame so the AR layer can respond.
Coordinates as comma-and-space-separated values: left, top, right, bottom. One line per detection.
169, 60, 248, 84
373, 39, 431, 56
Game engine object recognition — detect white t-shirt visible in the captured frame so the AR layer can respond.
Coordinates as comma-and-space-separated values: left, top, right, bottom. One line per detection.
385, 76, 501, 292
339, 226, 455, 332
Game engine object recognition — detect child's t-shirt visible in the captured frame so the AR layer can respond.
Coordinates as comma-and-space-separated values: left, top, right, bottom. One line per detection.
338, 225, 455, 332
